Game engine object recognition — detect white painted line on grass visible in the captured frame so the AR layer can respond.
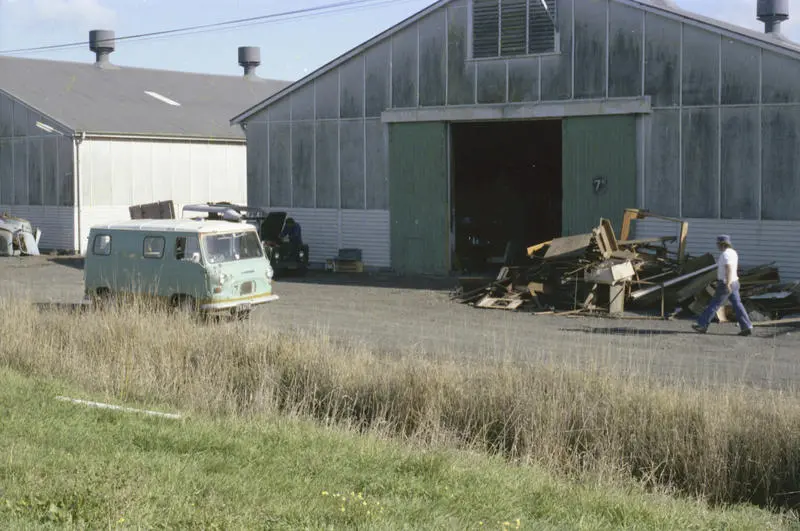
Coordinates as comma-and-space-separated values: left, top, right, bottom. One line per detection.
55, 396, 182, 420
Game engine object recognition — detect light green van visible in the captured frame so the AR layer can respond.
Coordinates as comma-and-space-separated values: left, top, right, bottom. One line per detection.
83, 219, 278, 318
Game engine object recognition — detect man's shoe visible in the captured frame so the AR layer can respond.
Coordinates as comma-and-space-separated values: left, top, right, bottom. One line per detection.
692, 324, 708, 334
738, 328, 753, 337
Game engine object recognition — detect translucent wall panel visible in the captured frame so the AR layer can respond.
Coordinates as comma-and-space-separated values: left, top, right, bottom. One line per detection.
341, 58, 365, 119
608, 2, 643, 98
270, 97, 291, 122
269, 123, 291, 207
315, 71, 340, 120
11, 140, 26, 204
681, 108, 719, 218
365, 42, 391, 117
762, 50, 800, 104
0, 96, 12, 138
762, 107, 800, 220
110, 142, 133, 206
42, 137, 59, 206
58, 136, 73, 207
392, 25, 419, 108
721, 39, 759, 105
541, 0, 573, 101
292, 122, 315, 208
291, 84, 315, 121
246, 122, 268, 207
365, 119, 388, 210
720, 107, 758, 220
315, 121, 339, 208
447, 4, 476, 105
27, 137, 43, 206
682, 25, 720, 106
644, 14, 680, 107
419, 10, 447, 107
12, 101, 28, 137
340, 120, 365, 209
508, 57, 540, 102
644, 110, 680, 216
130, 144, 154, 205
477, 61, 507, 104
0, 140, 10, 203
573, 0, 607, 99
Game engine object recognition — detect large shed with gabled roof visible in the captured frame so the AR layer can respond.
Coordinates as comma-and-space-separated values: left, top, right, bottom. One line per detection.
232, 0, 800, 279
0, 32, 291, 254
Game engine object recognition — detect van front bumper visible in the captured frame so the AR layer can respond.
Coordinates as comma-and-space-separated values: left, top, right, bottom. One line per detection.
200, 294, 279, 312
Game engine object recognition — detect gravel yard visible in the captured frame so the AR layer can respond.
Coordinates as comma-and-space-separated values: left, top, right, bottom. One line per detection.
2, 255, 799, 390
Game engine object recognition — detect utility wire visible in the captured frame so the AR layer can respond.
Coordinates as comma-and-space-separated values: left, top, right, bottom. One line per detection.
99, 0, 419, 49
0, 0, 420, 55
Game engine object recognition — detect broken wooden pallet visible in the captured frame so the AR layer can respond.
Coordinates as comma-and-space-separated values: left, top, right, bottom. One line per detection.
475, 296, 525, 311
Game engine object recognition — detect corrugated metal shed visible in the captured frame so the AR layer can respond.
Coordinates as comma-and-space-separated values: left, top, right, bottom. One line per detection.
342, 210, 391, 269
0, 205, 74, 250
232, 0, 800, 125
0, 55, 291, 140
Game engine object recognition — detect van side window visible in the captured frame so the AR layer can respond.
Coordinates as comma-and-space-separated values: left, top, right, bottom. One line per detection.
143, 236, 165, 259
175, 236, 201, 261
92, 234, 111, 255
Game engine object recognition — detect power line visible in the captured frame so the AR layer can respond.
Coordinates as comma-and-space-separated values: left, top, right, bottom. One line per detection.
96, 0, 420, 49
0, 0, 422, 55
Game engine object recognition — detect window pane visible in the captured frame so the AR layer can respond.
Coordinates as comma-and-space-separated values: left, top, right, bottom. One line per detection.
473, 0, 499, 58
500, 0, 526, 56
93, 235, 111, 255
143, 236, 165, 259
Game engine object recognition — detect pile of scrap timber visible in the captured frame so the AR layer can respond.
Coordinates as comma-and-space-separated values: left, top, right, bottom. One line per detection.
451, 208, 800, 323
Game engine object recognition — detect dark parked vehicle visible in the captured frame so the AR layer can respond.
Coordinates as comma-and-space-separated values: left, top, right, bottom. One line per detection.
182, 203, 309, 278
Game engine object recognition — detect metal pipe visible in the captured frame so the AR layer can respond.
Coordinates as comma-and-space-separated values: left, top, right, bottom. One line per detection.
629, 264, 717, 301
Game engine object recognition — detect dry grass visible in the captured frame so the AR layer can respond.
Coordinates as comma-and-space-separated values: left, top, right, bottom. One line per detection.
2, 295, 800, 513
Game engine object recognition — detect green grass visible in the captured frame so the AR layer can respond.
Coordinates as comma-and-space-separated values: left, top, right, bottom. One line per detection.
0, 368, 795, 530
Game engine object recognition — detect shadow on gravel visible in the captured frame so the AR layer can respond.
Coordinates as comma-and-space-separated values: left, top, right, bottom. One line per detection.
48, 257, 85, 270
274, 269, 458, 292
564, 327, 690, 337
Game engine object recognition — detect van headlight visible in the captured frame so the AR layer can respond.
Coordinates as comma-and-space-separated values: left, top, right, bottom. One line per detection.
298, 250, 305, 259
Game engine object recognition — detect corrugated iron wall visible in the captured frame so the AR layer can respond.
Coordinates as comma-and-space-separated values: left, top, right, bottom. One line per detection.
0, 90, 77, 250
243, 0, 800, 273
635, 219, 800, 282
0, 205, 74, 251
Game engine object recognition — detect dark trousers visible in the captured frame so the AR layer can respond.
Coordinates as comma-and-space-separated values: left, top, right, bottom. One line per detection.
697, 280, 753, 330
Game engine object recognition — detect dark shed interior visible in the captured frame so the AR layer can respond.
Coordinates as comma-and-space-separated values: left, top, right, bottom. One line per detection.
451, 119, 563, 273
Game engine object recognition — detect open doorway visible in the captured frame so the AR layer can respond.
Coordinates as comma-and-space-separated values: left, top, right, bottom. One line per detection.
451, 119, 563, 274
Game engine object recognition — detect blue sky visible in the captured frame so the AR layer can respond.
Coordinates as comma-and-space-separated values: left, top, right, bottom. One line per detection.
1, 0, 798, 82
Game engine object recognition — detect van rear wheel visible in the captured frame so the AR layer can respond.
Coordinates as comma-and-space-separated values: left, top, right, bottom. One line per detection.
93, 288, 113, 310
171, 295, 196, 313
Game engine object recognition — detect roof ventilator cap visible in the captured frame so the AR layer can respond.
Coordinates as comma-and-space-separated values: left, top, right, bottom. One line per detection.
90, 29, 119, 69
757, 0, 790, 35
238, 46, 263, 81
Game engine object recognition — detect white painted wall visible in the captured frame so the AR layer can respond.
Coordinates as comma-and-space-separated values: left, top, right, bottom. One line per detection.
76, 139, 247, 254
0, 205, 75, 251
277, 208, 391, 269
636, 219, 800, 282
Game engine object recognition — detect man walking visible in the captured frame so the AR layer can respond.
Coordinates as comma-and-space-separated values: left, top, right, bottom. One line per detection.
692, 235, 753, 336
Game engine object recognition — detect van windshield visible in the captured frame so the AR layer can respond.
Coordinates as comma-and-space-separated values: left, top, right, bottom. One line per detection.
201, 231, 264, 264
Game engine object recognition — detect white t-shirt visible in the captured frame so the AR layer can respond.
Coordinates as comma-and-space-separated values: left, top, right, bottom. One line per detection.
718, 248, 739, 282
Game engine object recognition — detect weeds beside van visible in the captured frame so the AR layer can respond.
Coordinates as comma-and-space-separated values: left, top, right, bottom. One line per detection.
83, 219, 278, 318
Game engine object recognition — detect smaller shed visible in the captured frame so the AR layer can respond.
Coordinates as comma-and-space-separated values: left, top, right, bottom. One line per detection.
0, 31, 292, 254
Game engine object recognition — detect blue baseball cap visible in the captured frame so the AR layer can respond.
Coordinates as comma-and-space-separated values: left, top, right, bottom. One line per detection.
717, 234, 732, 245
